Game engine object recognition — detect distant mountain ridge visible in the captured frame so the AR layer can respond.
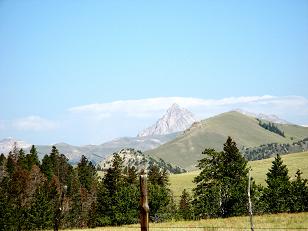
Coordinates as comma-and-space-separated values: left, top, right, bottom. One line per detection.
137, 103, 196, 137
0, 133, 178, 164
146, 111, 308, 170
235, 109, 291, 124
2, 108, 306, 168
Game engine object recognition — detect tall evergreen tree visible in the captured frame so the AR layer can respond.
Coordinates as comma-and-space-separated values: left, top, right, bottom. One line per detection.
126, 166, 138, 185
17, 148, 27, 170
41, 154, 53, 180
263, 154, 290, 213
97, 153, 129, 226
148, 165, 173, 221
6, 152, 16, 178
148, 165, 169, 187
193, 137, 250, 218
26, 145, 40, 170
103, 153, 124, 195
179, 189, 193, 220
289, 170, 308, 212
28, 182, 54, 230
77, 155, 96, 191
0, 153, 5, 166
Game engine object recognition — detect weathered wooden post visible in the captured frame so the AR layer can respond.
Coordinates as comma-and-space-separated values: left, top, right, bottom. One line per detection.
140, 169, 149, 231
248, 170, 254, 231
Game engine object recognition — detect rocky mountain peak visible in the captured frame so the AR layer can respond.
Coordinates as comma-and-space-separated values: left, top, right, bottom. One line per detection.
137, 103, 196, 137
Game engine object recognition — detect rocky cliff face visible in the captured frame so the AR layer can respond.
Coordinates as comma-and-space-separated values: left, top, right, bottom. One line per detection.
137, 103, 196, 137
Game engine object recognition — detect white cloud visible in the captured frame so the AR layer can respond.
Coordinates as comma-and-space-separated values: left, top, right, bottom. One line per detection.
69, 95, 275, 117
68, 95, 308, 121
12, 116, 57, 131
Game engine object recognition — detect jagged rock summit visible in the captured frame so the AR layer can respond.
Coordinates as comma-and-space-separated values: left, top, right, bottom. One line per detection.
137, 103, 196, 137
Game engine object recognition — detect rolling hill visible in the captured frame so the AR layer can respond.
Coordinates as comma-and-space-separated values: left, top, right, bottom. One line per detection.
146, 111, 308, 170
169, 151, 308, 198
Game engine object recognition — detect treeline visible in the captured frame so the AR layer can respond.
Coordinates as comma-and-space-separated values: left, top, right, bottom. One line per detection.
0, 145, 175, 230
257, 119, 285, 137
0, 145, 97, 230
1, 138, 308, 230
179, 137, 308, 220
243, 138, 308, 160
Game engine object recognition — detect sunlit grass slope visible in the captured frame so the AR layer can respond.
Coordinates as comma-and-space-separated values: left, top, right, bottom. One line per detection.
169, 151, 308, 198
146, 111, 308, 170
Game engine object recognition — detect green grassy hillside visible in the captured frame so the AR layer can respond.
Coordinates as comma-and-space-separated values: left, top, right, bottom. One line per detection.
169, 151, 308, 198
146, 111, 308, 170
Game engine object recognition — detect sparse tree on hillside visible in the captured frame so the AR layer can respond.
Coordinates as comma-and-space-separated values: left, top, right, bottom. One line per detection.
263, 154, 290, 213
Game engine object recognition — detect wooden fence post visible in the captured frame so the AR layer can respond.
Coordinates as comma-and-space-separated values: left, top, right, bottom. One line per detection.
140, 170, 149, 231
248, 170, 254, 231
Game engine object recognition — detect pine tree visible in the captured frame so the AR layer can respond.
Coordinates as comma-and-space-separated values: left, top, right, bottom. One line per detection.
148, 165, 161, 185
289, 170, 308, 212
0, 154, 6, 182
147, 165, 173, 221
103, 153, 124, 195
0, 153, 5, 166
179, 189, 193, 220
28, 183, 54, 230
126, 166, 138, 185
26, 145, 40, 170
193, 137, 250, 218
193, 148, 223, 218
77, 155, 97, 191
97, 153, 126, 225
17, 148, 27, 170
148, 165, 169, 187
263, 154, 290, 213
41, 154, 53, 180
6, 152, 16, 178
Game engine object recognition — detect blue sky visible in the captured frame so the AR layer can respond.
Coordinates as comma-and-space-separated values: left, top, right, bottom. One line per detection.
0, 1, 308, 145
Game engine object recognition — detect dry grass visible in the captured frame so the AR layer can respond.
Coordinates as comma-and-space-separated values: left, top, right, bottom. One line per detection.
62, 212, 308, 231
169, 151, 308, 198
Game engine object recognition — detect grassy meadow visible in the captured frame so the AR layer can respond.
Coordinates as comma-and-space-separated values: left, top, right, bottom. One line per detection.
169, 151, 308, 198
62, 212, 308, 230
